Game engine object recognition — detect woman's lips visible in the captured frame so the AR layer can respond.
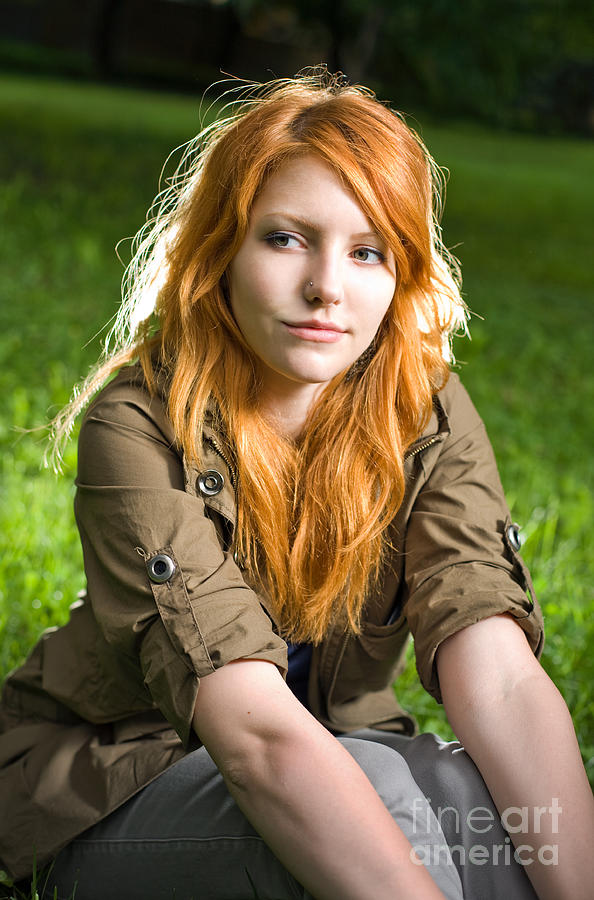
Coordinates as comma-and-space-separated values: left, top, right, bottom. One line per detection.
283, 321, 346, 343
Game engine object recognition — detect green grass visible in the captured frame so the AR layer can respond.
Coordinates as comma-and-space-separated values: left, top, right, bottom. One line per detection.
0, 68, 592, 825
0, 858, 76, 899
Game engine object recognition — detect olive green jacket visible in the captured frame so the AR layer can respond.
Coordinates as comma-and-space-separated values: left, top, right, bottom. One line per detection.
0, 367, 544, 879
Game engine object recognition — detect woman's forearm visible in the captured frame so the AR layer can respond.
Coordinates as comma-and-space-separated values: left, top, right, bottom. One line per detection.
449, 673, 594, 899
439, 615, 594, 900
193, 660, 447, 900
220, 724, 447, 900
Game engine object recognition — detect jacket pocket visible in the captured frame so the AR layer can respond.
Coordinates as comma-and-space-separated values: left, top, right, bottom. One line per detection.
333, 616, 411, 702
359, 615, 410, 661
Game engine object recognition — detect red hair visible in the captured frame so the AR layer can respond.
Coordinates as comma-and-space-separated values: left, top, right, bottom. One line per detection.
52, 71, 466, 642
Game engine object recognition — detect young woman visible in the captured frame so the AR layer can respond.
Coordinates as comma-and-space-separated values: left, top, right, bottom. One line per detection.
0, 72, 592, 900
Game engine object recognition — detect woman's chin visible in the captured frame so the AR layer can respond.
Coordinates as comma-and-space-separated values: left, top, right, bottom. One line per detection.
264, 365, 348, 392
261, 351, 361, 390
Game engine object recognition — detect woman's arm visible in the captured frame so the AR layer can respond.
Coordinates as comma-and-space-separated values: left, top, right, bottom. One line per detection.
437, 613, 594, 900
193, 659, 447, 900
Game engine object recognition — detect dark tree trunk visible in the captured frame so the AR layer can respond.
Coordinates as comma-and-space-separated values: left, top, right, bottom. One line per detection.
93, 0, 125, 78
327, 0, 345, 74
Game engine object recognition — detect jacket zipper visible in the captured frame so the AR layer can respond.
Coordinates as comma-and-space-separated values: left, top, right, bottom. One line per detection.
205, 435, 238, 491
404, 435, 440, 460
204, 434, 242, 563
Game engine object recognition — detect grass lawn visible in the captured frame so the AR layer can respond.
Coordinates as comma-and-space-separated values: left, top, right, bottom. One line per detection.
0, 70, 592, 870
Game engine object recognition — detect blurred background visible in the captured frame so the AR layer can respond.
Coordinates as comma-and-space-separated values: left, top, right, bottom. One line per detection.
0, 0, 593, 785
1, 0, 593, 132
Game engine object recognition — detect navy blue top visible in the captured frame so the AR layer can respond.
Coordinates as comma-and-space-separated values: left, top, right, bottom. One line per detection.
285, 596, 401, 709
286, 642, 312, 708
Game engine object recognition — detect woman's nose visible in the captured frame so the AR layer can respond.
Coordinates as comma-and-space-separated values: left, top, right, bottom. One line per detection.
303, 253, 343, 306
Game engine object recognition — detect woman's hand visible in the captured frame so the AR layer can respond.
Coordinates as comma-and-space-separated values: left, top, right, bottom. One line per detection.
192, 659, 449, 900
437, 613, 594, 900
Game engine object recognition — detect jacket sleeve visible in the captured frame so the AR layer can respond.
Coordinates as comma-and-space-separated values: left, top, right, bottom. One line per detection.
74, 373, 288, 748
403, 377, 544, 703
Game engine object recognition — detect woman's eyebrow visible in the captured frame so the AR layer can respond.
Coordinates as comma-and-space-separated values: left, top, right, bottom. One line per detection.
260, 212, 384, 243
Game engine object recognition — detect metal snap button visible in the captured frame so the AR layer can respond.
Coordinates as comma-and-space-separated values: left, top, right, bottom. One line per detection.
147, 553, 176, 583
507, 523, 522, 552
198, 469, 224, 496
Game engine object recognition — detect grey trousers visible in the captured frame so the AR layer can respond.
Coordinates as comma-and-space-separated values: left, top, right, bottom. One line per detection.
43, 731, 538, 900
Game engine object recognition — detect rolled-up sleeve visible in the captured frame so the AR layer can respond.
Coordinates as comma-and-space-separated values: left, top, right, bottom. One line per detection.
403, 379, 544, 703
74, 375, 287, 747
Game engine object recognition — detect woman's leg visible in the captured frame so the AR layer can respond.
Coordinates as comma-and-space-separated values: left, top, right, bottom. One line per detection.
43, 739, 462, 900
348, 729, 539, 899
42, 746, 302, 900
338, 737, 463, 900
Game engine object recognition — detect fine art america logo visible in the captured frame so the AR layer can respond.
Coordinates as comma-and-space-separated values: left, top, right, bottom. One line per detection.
410, 799, 562, 867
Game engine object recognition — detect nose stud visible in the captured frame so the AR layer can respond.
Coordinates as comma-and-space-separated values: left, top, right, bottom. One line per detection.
305, 279, 340, 305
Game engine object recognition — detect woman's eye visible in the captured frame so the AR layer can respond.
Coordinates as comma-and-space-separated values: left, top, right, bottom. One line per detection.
353, 247, 385, 264
265, 232, 300, 249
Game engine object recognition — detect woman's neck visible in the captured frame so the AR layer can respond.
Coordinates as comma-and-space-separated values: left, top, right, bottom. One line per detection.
259, 379, 324, 440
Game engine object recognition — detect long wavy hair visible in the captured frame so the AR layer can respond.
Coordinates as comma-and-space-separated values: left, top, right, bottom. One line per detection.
51, 70, 467, 643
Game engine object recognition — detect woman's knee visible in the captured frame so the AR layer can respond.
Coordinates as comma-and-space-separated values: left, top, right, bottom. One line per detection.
338, 737, 464, 900
338, 736, 418, 805
337, 737, 436, 838
402, 733, 495, 814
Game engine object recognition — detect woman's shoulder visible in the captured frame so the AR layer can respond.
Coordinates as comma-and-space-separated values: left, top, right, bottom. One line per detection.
82, 361, 176, 447
434, 371, 485, 443
76, 362, 182, 487
85, 360, 161, 413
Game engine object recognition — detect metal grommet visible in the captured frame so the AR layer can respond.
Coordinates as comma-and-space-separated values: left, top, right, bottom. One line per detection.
507, 523, 522, 552
147, 553, 176, 584
198, 469, 225, 497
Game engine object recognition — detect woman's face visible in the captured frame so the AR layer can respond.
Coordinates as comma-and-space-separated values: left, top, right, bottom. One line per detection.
228, 155, 396, 399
